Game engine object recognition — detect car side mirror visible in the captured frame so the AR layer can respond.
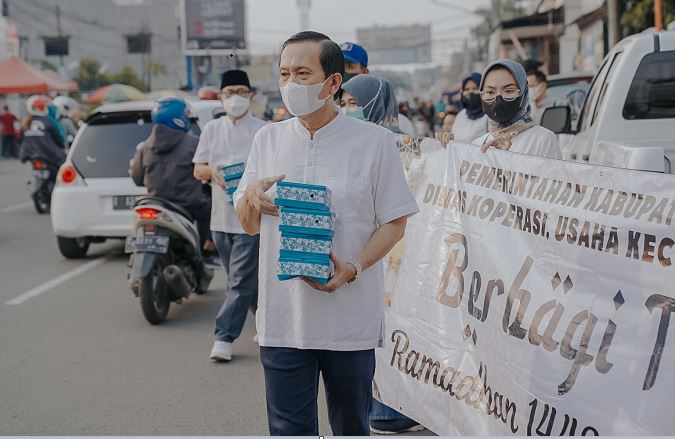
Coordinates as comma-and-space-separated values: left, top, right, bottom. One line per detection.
541, 106, 572, 134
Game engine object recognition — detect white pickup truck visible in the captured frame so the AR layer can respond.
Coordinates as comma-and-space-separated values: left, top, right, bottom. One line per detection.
542, 30, 675, 173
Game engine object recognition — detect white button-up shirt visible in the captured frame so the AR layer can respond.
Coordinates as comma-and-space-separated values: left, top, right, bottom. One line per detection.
193, 112, 266, 234
234, 112, 419, 351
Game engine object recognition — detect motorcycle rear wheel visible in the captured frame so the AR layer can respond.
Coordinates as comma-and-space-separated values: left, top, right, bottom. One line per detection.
139, 257, 171, 324
32, 182, 53, 214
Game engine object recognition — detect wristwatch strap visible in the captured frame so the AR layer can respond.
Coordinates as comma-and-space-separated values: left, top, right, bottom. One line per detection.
347, 260, 362, 284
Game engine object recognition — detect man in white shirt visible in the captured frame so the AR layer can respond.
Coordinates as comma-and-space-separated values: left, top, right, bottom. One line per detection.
234, 31, 419, 436
193, 70, 266, 362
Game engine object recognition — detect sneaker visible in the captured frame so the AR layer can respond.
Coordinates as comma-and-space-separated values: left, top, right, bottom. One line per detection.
202, 254, 220, 269
210, 341, 232, 362
369, 419, 425, 435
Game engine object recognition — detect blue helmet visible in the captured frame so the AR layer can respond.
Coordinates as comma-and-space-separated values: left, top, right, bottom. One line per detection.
151, 97, 190, 132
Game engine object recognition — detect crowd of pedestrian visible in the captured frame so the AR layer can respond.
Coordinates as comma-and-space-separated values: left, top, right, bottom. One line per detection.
4, 30, 566, 436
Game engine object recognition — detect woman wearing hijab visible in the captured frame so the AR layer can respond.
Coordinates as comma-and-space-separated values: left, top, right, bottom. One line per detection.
339, 74, 401, 131
472, 59, 562, 159
453, 72, 489, 142
47, 103, 67, 146
340, 74, 426, 435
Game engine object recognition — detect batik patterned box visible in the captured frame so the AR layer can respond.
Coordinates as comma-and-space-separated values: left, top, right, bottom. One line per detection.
221, 163, 246, 178
277, 258, 331, 284
224, 176, 241, 190
275, 181, 331, 211
280, 233, 332, 255
279, 207, 335, 236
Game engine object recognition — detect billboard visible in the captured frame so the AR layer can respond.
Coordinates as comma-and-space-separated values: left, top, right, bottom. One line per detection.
181, 0, 245, 55
356, 24, 431, 65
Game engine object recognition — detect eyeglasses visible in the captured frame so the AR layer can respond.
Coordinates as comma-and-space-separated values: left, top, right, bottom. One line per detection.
219, 89, 251, 99
480, 88, 521, 103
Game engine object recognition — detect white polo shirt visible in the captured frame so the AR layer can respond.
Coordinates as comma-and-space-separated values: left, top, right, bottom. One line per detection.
193, 112, 265, 234
234, 112, 419, 351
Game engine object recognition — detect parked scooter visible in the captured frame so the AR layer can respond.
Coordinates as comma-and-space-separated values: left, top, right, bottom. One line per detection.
126, 196, 214, 324
27, 158, 58, 214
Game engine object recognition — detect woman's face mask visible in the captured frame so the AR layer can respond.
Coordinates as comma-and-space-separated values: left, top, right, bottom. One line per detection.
340, 79, 383, 123
341, 106, 367, 120
482, 95, 522, 125
462, 92, 482, 109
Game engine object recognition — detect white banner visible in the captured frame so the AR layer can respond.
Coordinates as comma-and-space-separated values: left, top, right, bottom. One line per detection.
375, 139, 675, 435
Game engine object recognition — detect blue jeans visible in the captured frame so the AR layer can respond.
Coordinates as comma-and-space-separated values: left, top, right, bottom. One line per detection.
370, 399, 412, 421
260, 347, 375, 436
212, 232, 259, 343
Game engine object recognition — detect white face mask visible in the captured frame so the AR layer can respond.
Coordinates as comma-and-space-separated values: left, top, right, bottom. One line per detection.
528, 85, 542, 101
279, 75, 334, 117
222, 94, 250, 118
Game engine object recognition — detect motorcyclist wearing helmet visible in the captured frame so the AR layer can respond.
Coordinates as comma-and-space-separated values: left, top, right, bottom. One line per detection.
19, 95, 66, 167
129, 97, 214, 254
53, 96, 80, 146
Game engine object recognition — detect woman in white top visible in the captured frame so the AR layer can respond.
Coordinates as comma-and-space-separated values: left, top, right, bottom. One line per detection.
472, 59, 562, 160
452, 72, 489, 142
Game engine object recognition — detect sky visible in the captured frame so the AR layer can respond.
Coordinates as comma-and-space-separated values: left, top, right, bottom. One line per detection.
245, 0, 492, 62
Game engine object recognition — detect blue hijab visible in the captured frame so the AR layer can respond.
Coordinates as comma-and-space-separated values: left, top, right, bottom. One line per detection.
479, 59, 533, 128
461, 72, 485, 120
341, 74, 400, 132
47, 103, 66, 144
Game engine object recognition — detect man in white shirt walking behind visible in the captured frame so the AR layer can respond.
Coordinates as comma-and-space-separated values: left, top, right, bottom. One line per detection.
233, 31, 419, 436
193, 70, 266, 362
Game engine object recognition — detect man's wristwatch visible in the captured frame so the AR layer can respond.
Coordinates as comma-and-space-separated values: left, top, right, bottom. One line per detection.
346, 261, 363, 284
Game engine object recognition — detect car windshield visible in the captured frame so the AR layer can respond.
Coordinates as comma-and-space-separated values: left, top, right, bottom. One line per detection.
71, 111, 200, 178
623, 50, 675, 120
548, 82, 591, 105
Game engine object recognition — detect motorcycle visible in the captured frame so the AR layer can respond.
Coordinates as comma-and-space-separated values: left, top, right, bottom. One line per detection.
27, 158, 58, 214
125, 196, 214, 324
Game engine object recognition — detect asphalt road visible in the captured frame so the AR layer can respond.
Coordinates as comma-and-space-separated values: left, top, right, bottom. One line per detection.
0, 158, 432, 436
0, 158, 321, 435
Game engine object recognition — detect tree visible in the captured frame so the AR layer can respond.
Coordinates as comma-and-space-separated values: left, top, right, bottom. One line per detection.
75, 57, 111, 91
110, 66, 146, 91
33, 59, 59, 72
621, 0, 675, 34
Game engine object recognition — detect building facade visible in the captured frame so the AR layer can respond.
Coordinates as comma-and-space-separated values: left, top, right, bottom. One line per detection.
6, 0, 186, 90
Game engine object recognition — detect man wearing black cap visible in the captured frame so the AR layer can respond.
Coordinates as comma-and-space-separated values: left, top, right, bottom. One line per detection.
193, 69, 266, 362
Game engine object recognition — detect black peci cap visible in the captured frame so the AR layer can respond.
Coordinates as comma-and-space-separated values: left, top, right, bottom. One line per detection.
220, 69, 251, 90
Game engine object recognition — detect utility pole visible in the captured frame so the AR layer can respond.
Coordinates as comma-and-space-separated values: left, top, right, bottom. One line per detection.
56, 4, 64, 66
606, 0, 619, 49
655, 0, 663, 31
297, 0, 311, 31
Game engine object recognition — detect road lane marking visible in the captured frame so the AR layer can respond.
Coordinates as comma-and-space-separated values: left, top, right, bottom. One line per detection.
1, 202, 33, 213
6, 257, 109, 305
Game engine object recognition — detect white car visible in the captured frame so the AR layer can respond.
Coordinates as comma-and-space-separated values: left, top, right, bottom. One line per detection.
542, 30, 675, 171
51, 99, 222, 259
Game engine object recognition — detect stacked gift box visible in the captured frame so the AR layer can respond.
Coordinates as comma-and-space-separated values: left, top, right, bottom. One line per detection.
220, 162, 246, 205
275, 181, 335, 284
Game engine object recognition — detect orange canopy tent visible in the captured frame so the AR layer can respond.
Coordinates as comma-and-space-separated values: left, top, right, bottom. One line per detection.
0, 56, 79, 94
